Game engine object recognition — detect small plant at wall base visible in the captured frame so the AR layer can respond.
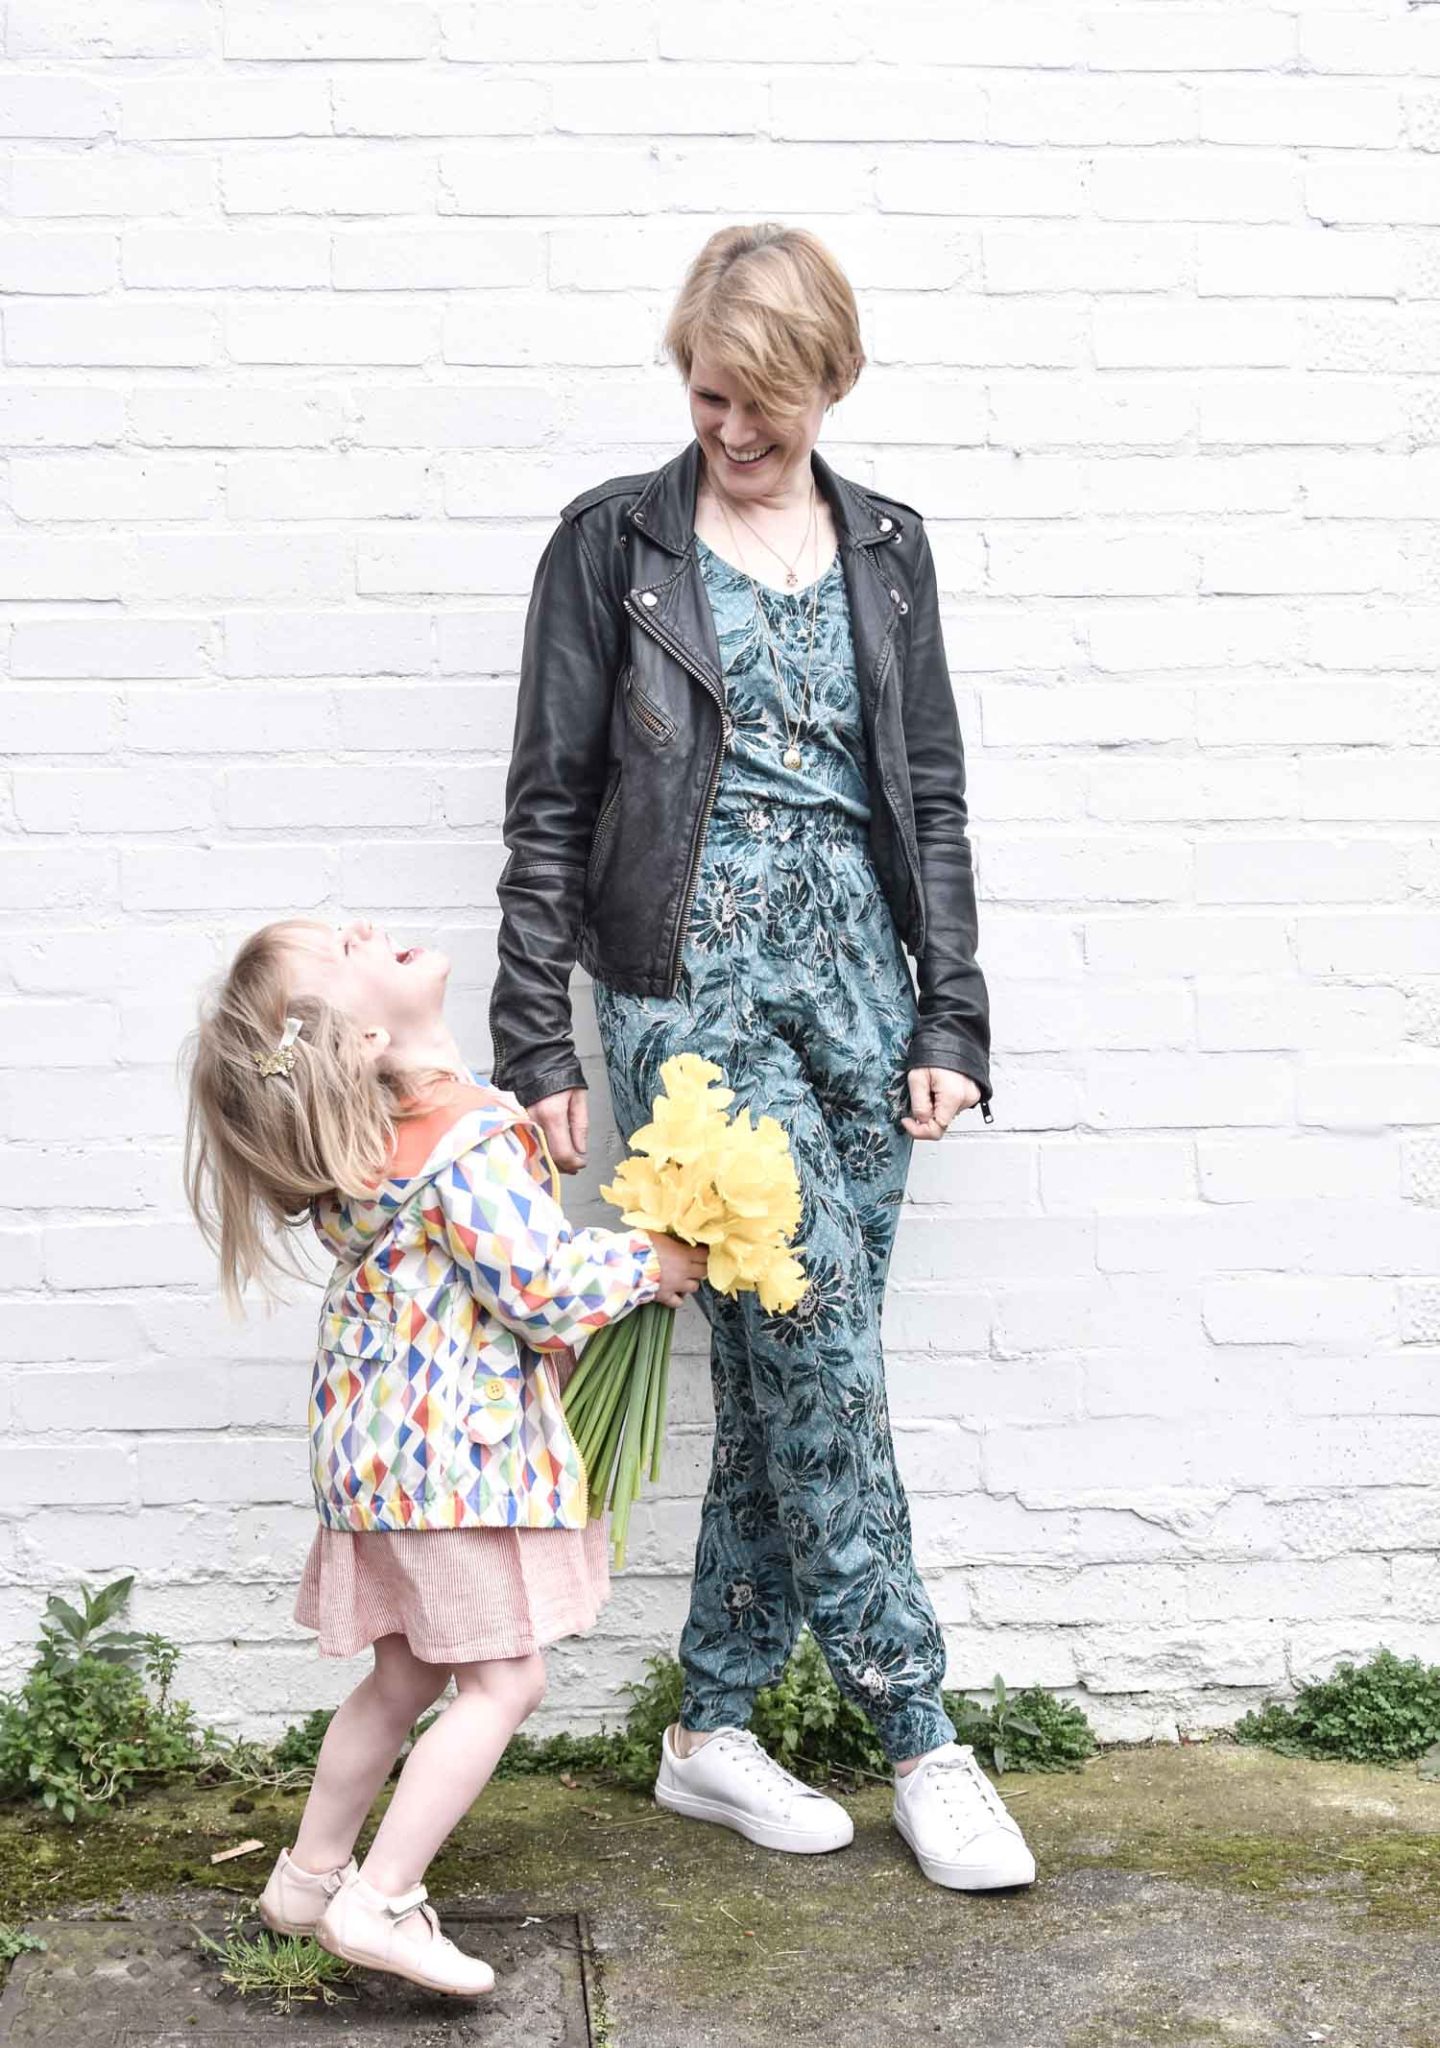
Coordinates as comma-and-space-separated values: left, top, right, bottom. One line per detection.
0, 1578, 203, 1822
255, 1637, 1098, 1792
1235, 1649, 1440, 1767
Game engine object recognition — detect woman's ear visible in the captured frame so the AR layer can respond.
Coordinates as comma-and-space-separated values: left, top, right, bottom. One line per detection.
360, 1025, 392, 1065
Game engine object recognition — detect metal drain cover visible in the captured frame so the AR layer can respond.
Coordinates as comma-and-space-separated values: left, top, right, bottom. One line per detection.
0, 1912, 594, 2046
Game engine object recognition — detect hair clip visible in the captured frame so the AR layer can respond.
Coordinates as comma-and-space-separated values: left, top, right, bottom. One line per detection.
253, 1015, 303, 1078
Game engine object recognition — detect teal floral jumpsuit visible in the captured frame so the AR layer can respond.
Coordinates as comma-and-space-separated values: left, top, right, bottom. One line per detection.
591, 535, 957, 1763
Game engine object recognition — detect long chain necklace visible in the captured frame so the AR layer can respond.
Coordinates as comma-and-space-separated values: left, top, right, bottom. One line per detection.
713, 486, 821, 773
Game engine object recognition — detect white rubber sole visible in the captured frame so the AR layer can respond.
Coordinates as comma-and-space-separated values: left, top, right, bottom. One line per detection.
313, 1918, 494, 1998
655, 1775, 853, 1854
893, 1807, 1037, 1891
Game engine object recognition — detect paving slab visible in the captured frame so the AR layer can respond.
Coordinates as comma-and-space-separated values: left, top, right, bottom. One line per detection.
0, 1912, 593, 2047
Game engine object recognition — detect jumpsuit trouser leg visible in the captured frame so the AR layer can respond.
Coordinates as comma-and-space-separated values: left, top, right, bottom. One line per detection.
593, 801, 957, 1765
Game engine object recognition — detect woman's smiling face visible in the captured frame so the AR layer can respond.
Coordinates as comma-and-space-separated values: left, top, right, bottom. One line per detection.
687, 352, 829, 500
282, 919, 450, 1045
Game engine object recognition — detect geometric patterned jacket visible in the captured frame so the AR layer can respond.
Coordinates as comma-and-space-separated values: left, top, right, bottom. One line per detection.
307, 1075, 661, 1533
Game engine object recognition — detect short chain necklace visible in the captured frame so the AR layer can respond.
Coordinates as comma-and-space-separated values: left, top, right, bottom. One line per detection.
721, 479, 817, 589
714, 488, 821, 773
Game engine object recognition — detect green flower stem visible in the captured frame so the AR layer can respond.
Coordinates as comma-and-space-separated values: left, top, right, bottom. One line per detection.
638, 1305, 665, 1478
564, 1356, 609, 1431
588, 1358, 633, 1519
571, 1318, 636, 1470
649, 1301, 677, 1484
580, 1321, 638, 1503
609, 1317, 657, 1571
560, 1327, 611, 1412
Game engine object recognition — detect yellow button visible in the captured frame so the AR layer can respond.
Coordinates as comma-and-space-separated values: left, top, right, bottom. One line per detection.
482, 1378, 509, 1400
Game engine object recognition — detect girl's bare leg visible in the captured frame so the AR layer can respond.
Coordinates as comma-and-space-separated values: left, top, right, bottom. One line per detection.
357, 1651, 547, 1895
290, 1634, 451, 1876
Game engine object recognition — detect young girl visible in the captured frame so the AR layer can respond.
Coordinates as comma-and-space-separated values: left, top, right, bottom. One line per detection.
183, 916, 707, 1999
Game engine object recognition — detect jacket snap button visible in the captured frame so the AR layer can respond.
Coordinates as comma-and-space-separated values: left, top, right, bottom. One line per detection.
634, 510, 645, 524
641, 590, 658, 607
878, 517, 893, 532
899, 600, 910, 614
889, 587, 901, 603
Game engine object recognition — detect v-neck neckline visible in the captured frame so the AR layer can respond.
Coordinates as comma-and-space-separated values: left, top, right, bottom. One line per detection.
694, 532, 841, 600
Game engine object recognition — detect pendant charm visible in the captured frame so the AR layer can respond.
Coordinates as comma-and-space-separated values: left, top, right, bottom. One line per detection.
785, 569, 797, 587
783, 744, 802, 771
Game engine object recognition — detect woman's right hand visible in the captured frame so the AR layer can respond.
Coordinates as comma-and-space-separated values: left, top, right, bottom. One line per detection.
646, 1231, 709, 1308
528, 1086, 589, 1174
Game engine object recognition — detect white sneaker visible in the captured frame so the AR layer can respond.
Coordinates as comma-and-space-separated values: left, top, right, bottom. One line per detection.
654, 1724, 854, 1854
257, 1845, 359, 1936
315, 1873, 495, 1998
892, 1742, 1037, 1890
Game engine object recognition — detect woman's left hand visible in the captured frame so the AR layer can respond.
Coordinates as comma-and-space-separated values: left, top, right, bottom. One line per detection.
901, 1065, 982, 1141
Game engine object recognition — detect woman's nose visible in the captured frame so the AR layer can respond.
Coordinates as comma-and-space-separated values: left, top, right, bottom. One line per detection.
340, 918, 374, 946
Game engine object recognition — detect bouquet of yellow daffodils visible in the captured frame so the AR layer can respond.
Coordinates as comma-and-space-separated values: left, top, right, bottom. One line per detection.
562, 1053, 807, 1570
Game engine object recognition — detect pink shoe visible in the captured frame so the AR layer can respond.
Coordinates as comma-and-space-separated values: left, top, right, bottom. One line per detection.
316, 1873, 495, 1998
257, 1845, 359, 1936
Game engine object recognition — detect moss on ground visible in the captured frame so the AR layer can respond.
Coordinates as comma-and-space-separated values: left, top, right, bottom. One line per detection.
1, 1741, 1436, 1974
1, 1746, 1437, 2042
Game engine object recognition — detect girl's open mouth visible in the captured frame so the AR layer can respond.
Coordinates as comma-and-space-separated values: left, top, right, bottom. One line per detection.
395, 946, 424, 965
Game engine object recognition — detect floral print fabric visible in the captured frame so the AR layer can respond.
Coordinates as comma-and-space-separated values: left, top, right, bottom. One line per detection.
591, 539, 956, 1761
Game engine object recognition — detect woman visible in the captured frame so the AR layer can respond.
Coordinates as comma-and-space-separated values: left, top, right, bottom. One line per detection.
489, 224, 1032, 1892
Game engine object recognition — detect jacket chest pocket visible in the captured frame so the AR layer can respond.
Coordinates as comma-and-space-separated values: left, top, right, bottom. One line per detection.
621, 663, 677, 747
320, 1310, 396, 1366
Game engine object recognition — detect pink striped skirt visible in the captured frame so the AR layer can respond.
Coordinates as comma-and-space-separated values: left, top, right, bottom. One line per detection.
293, 1516, 612, 1666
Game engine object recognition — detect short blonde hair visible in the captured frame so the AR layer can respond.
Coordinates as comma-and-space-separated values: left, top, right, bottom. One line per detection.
181, 921, 444, 1307
663, 224, 865, 433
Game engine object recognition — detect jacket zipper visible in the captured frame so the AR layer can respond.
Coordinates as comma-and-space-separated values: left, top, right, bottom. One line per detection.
589, 767, 623, 874
623, 665, 675, 742
624, 594, 727, 987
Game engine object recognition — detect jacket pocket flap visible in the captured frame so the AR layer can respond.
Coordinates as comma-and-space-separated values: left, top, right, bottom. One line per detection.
320, 1311, 396, 1363
465, 1370, 523, 1447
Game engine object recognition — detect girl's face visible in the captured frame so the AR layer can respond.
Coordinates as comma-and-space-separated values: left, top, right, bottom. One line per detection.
283, 919, 450, 1054
687, 352, 829, 501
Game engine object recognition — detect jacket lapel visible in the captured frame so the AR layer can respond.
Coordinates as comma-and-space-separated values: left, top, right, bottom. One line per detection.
624, 438, 898, 734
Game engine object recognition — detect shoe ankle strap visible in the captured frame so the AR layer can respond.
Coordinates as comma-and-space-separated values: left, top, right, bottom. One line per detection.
383, 1882, 429, 1920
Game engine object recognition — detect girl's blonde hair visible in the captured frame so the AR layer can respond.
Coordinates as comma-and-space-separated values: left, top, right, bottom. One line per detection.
663, 223, 865, 432
182, 920, 443, 1307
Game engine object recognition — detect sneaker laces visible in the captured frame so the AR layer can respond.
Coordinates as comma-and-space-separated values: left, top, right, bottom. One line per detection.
914, 1745, 1014, 1834
710, 1729, 816, 1807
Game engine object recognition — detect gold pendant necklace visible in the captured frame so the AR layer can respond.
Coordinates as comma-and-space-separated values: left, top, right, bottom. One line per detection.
713, 490, 821, 771
726, 486, 816, 589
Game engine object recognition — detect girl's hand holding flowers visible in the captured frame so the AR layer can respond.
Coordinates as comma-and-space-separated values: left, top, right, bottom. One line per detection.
645, 1231, 709, 1307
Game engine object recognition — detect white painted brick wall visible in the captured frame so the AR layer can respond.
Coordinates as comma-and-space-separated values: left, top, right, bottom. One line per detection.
2, 0, 1438, 1749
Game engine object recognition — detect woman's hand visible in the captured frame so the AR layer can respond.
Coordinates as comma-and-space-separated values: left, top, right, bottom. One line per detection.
901, 1065, 982, 1141
528, 1085, 589, 1173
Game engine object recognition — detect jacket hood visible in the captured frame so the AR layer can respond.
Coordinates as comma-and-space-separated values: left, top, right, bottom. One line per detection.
312, 1079, 531, 1266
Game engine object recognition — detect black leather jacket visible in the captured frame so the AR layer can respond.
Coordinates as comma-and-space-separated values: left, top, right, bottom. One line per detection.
488, 437, 993, 1120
